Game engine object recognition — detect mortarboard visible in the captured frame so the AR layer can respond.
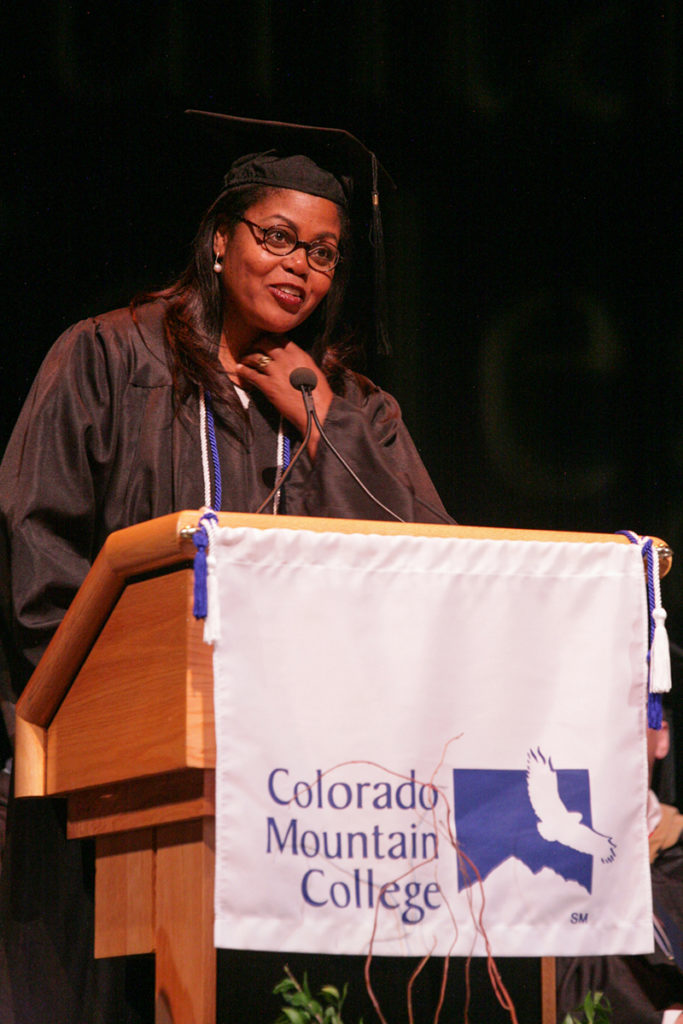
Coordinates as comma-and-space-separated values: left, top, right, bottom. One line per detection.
185, 110, 395, 353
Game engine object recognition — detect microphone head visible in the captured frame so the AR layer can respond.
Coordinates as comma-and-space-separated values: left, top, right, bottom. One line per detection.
289, 367, 318, 391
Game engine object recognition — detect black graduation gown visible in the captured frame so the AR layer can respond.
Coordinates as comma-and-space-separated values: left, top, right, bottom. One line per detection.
0, 299, 448, 695
0, 299, 452, 1023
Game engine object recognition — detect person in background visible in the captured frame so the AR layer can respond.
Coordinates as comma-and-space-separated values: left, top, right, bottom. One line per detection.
557, 657, 683, 1023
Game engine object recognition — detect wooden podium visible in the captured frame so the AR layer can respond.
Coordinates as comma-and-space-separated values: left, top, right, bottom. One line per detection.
14, 511, 671, 1024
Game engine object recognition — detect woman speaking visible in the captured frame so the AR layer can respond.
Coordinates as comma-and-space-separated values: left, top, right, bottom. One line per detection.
0, 111, 450, 1023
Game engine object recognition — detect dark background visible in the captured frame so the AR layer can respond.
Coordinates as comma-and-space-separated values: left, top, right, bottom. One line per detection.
4, 4, 682, 566
2, 2, 682, 1018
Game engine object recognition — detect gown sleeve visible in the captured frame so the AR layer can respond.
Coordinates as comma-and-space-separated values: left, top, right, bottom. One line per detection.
298, 379, 452, 525
0, 319, 123, 693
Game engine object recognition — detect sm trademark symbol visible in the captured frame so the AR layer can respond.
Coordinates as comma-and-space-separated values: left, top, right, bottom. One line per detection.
570, 912, 589, 924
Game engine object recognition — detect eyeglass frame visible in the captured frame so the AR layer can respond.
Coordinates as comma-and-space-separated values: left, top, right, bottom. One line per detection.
238, 217, 342, 272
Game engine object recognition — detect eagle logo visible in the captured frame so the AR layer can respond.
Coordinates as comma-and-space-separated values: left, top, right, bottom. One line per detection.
526, 748, 616, 864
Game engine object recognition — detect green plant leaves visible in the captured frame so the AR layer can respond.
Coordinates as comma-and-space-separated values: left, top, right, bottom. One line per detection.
274, 968, 358, 1024
561, 989, 613, 1023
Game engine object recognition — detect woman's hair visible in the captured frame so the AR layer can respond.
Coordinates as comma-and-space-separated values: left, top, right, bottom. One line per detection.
132, 183, 363, 409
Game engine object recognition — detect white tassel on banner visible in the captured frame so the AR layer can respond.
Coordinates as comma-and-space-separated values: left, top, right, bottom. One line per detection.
203, 515, 222, 646
647, 528, 671, 694
617, 529, 671, 698
650, 608, 671, 693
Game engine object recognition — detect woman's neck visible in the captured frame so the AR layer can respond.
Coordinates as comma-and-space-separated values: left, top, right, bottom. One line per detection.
218, 324, 255, 375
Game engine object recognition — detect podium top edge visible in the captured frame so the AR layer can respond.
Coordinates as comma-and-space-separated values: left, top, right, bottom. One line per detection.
16, 511, 671, 729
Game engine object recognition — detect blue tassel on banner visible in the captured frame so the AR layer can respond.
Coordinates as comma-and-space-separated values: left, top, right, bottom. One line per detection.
648, 691, 663, 730
192, 510, 218, 619
193, 526, 209, 619
616, 530, 670, 731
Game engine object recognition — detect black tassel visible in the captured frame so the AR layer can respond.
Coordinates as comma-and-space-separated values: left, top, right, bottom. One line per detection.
370, 153, 391, 356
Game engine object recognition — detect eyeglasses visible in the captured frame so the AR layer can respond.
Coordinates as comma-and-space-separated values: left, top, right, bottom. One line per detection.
239, 218, 341, 272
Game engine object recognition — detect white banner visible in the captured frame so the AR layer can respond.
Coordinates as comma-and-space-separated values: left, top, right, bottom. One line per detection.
211, 526, 652, 958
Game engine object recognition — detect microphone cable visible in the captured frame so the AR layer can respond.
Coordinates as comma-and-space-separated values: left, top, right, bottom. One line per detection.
256, 368, 455, 526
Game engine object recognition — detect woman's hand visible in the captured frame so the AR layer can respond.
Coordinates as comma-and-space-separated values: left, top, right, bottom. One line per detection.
236, 337, 333, 458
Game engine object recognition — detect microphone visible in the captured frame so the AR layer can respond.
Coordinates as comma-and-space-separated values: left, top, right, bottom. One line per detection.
289, 367, 318, 392
289, 370, 407, 523
253, 368, 316, 514
289, 367, 318, 440
297, 372, 455, 525
257, 368, 454, 525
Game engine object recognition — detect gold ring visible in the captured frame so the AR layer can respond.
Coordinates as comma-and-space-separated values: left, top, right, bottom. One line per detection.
256, 353, 273, 369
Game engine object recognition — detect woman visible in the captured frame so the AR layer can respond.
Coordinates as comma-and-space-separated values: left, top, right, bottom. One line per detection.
0, 113, 450, 1023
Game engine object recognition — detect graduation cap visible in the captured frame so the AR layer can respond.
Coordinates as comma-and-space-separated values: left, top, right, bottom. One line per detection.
185, 110, 394, 353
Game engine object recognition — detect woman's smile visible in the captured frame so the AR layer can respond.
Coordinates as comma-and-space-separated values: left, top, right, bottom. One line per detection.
268, 281, 305, 311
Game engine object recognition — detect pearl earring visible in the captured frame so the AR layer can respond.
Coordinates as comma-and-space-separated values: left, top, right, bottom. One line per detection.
213, 253, 224, 273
